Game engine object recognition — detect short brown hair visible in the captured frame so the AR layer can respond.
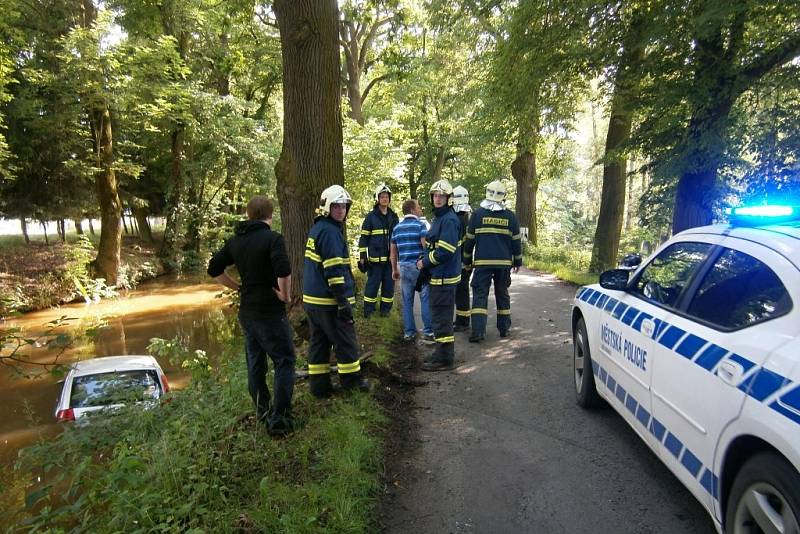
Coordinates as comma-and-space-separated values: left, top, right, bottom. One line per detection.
246, 196, 274, 221
402, 199, 419, 215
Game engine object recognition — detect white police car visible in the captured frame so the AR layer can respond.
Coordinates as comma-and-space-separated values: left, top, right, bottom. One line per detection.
572, 206, 800, 534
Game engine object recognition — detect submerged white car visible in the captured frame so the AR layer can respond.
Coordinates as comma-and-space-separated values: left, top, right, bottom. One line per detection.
572, 206, 800, 533
55, 355, 170, 422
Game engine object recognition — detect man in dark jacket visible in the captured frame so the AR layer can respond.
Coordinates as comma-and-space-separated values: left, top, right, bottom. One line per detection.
417, 179, 462, 371
358, 183, 399, 317
304, 185, 370, 397
452, 185, 472, 332
463, 180, 522, 342
207, 196, 295, 435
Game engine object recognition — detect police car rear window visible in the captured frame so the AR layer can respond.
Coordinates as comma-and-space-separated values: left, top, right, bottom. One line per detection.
686, 248, 791, 330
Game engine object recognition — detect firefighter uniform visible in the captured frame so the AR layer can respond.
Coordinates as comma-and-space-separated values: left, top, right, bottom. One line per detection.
463, 182, 522, 341
421, 180, 462, 369
453, 186, 472, 330
359, 187, 399, 317
303, 185, 367, 397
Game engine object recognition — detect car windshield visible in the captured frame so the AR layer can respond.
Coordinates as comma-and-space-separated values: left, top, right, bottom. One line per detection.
70, 370, 162, 408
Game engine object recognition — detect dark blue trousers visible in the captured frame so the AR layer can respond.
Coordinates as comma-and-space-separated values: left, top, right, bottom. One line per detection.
364, 263, 394, 316
239, 314, 296, 424
429, 284, 456, 364
470, 267, 512, 336
454, 268, 471, 326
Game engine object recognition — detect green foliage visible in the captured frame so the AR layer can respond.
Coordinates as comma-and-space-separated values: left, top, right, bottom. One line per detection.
524, 244, 596, 286
9, 311, 391, 532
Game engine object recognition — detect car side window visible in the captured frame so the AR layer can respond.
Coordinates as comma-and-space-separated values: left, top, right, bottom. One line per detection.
631, 242, 711, 308
686, 248, 792, 329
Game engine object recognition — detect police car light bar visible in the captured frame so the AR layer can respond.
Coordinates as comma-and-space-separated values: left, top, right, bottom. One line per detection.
725, 205, 800, 225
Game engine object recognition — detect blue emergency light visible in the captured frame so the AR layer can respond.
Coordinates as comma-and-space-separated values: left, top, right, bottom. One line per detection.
725, 204, 800, 225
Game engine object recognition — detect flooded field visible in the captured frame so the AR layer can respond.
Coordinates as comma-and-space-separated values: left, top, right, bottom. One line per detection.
0, 275, 234, 471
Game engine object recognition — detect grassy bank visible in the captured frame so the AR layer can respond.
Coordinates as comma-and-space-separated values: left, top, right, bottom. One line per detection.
523, 244, 598, 287
0, 232, 163, 317
4, 296, 408, 532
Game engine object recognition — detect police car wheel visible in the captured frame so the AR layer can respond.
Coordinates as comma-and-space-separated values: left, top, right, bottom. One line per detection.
573, 317, 601, 408
725, 452, 800, 534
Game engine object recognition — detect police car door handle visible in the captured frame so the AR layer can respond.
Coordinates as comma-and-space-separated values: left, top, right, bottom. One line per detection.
717, 361, 744, 386
641, 319, 655, 338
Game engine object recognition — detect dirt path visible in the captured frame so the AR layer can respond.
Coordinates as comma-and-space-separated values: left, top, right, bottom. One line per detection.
379, 269, 714, 533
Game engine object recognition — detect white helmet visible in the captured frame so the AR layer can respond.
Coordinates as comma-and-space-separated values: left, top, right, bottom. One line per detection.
485, 180, 506, 202
453, 185, 470, 212
374, 183, 392, 202
318, 185, 352, 217
429, 179, 454, 206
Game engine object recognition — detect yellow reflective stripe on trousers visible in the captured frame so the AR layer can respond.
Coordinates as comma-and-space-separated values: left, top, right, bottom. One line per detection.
497, 309, 511, 315
455, 309, 471, 317
305, 250, 322, 262
328, 276, 345, 285
303, 295, 337, 305
475, 228, 512, 236
323, 257, 348, 268
363, 295, 378, 303
436, 240, 456, 253
430, 274, 461, 285
369, 229, 388, 235
473, 259, 512, 266
368, 256, 388, 262
471, 307, 488, 314
308, 363, 331, 375
337, 360, 361, 374
435, 336, 455, 343
381, 296, 394, 303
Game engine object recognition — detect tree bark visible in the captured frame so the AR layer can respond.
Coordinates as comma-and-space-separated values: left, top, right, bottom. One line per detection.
88, 218, 95, 235
20, 219, 30, 244
41, 221, 48, 245
590, 11, 646, 272
81, 0, 121, 285
274, 0, 345, 300
57, 219, 66, 242
512, 148, 537, 246
132, 206, 153, 243
74, 219, 84, 235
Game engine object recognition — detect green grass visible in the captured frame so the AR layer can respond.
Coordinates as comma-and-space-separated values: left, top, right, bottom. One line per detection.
524, 244, 599, 287
5, 309, 396, 533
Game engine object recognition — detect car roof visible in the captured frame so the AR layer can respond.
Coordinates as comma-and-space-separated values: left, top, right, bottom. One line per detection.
676, 221, 800, 269
70, 355, 160, 376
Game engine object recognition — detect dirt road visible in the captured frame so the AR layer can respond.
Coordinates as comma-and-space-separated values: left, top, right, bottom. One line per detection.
380, 269, 714, 533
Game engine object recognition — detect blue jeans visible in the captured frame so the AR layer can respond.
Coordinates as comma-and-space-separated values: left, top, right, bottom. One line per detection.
400, 263, 432, 337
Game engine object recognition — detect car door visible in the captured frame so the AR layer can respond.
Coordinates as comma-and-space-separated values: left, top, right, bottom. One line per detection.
649, 238, 796, 516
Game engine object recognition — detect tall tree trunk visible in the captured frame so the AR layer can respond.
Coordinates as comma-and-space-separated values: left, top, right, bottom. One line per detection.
41, 221, 48, 245
121, 211, 129, 234
20, 218, 30, 244
512, 123, 538, 246
274, 0, 345, 300
74, 219, 84, 235
80, 0, 121, 285
57, 219, 66, 242
158, 128, 185, 270
91, 106, 122, 285
88, 218, 95, 235
431, 146, 446, 181
590, 12, 646, 272
132, 206, 153, 243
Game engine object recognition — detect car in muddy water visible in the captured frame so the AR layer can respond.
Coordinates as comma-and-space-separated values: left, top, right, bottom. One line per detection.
54, 355, 170, 422
571, 205, 800, 534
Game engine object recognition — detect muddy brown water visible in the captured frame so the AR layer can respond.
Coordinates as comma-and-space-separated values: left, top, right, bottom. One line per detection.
0, 275, 234, 472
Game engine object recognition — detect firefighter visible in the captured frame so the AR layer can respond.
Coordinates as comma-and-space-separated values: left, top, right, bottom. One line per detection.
452, 185, 472, 332
358, 183, 399, 317
416, 179, 462, 371
303, 185, 369, 397
463, 180, 522, 342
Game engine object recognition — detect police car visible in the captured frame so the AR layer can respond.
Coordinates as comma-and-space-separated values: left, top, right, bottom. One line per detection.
571, 205, 800, 534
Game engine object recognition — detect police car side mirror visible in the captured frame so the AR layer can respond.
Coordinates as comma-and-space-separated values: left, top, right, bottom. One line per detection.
599, 269, 630, 291
620, 253, 642, 269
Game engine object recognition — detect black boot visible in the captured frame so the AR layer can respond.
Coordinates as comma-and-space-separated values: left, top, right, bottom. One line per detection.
469, 333, 485, 343
421, 359, 454, 372
341, 373, 371, 393
309, 374, 333, 398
